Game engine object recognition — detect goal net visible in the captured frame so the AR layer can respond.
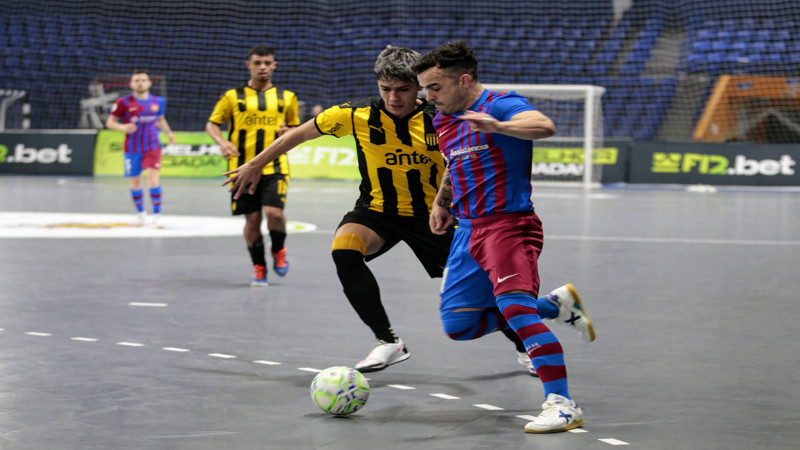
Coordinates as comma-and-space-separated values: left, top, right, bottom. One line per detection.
485, 84, 606, 189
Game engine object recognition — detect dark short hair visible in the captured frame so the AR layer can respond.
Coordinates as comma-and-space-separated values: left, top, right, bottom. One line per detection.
247, 45, 276, 59
374, 45, 421, 83
412, 40, 479, 81
131, 69, 149, 77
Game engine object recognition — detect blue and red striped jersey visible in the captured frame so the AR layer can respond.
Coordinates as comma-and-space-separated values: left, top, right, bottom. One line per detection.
110, 94, 166, 154
434, 90, 537, 219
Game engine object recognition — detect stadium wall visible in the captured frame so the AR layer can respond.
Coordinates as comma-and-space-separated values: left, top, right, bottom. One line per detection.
2, 131, 797, 187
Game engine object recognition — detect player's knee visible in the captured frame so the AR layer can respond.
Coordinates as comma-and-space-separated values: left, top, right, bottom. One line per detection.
440, 309, 478, 341
331, 233, 366, 255
331, 234, 367, 275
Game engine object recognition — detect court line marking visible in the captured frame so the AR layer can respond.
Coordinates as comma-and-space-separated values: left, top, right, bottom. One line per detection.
474, 403, 504, 411
163, 347, 191, 352
430, 393, 460, 400
8, 328, 634, 445
549, 234, 800, 246
599, 438, 630, 445
129, 302, 168, 307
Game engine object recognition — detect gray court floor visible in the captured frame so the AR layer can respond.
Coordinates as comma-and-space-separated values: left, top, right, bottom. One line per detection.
0, 175, 798, 449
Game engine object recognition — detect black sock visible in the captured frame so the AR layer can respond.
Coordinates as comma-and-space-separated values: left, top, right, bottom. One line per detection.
332, 249, 396, 343
248, 237, 267, 266
501, 326, 526, 353
269, 230, 286, 252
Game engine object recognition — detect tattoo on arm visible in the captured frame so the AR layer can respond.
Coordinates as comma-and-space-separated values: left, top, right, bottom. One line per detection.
437, 175, 452, 207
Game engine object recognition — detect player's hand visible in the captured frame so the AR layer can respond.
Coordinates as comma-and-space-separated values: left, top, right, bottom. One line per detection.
222, 162, 260, 199
429, 204, 454, 235
455, 110, 500, 133
122, 123, 138, 134
220, 141, 239, 158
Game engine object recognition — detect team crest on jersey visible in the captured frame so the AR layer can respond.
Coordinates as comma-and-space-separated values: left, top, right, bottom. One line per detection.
150, 104, 159, 113
425, 133, 438, 146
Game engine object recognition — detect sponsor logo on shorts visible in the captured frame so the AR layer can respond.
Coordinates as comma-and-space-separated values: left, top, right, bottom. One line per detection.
497, 273, 519, 283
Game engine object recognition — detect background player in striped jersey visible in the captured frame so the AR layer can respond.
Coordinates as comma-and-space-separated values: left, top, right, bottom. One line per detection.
106, 70, 175, 227
222, 46, 585, 375
414, 41, 594, 433
206, 45, 300, 286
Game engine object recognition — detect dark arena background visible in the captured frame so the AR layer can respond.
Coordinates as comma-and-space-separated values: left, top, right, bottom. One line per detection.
1, 1, 799, 449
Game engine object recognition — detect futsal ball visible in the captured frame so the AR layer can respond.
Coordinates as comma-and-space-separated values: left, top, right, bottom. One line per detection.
310, 366, 370, 415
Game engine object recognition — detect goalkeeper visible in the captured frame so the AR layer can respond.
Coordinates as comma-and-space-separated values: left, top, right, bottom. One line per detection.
223, 46, 590, 374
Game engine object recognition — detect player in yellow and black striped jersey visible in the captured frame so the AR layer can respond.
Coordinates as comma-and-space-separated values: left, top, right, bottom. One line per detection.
222, 46, 534, 375
206, 45, 299, 285
315, 97, 442, 218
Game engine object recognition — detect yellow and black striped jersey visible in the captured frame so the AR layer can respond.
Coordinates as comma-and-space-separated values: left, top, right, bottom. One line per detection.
208, 84, 299, 175
315, 97, 444, 218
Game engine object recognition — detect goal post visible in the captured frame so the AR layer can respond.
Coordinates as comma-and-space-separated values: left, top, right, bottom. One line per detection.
484, 84, 606, 190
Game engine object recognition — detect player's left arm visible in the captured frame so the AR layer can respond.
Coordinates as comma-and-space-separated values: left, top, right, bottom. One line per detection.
456, 109, 555, 141
157, 116, 176, 145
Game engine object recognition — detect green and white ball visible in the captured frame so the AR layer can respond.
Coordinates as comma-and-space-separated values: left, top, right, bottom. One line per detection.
310, 366, 370, 415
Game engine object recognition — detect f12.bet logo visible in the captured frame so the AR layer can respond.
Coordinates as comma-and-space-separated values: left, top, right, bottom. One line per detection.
0, 143, 73, 164
652, 152, 796, 176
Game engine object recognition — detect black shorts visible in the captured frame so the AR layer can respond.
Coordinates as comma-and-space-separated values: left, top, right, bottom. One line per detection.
338, 208, 455, 278
231, 173, 289, 215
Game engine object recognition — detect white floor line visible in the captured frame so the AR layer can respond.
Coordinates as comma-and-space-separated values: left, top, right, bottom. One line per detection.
474, 404, 503, 410
253, 360, 281, 365
387, 384, 416, 390
599, 438, 629, 445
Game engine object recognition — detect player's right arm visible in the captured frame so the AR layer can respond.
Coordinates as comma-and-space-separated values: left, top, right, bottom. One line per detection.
105, 99, 137, 133
430, 168, 455, 235
222, 119, 322, 199
205, 121, 238, 158
206, 92, 239, 158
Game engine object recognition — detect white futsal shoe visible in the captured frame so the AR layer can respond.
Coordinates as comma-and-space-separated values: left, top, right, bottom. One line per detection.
354, 338, 410, 372
134, 212, 147, 226
524, 393, 584, 433
516, 352, 538, 377
548, 284, 596, 342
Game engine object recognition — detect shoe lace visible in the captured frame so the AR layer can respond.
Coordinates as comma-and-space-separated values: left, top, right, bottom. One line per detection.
273, 249, 287, 268
538, 401, 565, 419
254, 265, 266, 278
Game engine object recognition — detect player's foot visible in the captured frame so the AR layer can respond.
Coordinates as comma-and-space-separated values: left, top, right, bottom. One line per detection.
548, 284, 595, 342
134, 212, 147, 226
354, 339, 410, 372
251, 264, 268, 286
152, 214, 164, 229
272, 247, 289, 277
516, 352, 538, 377
524, 393, 584, 433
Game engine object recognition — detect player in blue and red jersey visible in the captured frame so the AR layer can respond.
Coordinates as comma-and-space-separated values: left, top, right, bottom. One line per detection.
414, 41, 595, 434
106, 71, 175, 227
